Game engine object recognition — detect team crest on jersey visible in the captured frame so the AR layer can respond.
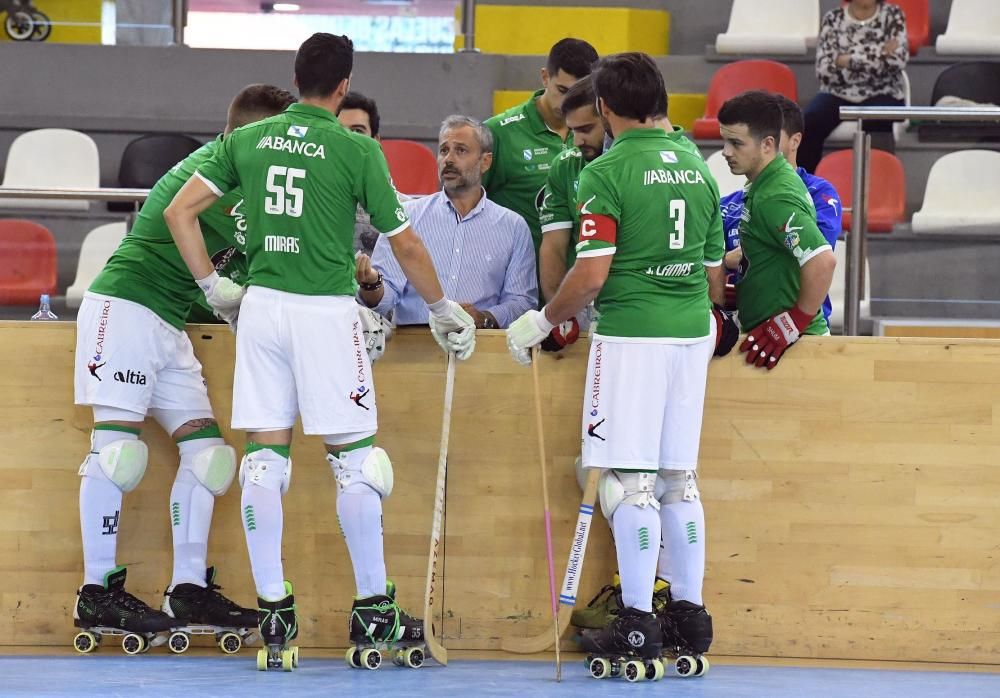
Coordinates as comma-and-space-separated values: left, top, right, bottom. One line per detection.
659, 151, 679, 164
287, 125, 309, 138
523, 149, 533, 161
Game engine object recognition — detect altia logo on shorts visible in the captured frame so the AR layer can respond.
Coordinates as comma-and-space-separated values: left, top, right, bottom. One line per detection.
114, 369, 147, 385
627, 631, 645, 648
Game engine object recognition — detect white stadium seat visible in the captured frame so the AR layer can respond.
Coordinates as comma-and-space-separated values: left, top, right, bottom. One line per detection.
827, 242, 870, 334
0, 128, 99, 211
66, 222, 127, 308
828, 71, 911, 144
936, 0, 1000, 56
715, 0, 819, 55
706, 150, 747, 198
911, 150, 1000, 235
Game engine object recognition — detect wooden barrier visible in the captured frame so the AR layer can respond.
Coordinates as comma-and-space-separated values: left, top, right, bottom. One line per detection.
2, 322, 999, 663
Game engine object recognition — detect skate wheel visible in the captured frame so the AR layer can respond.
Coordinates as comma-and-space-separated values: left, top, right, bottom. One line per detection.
73, 631, 97, 654
219, 631, 242, 654
281, 648, 294, 671
588, 656, 611, 679
291, 646, 299, 668
674, 654, 698, 678
346, 647, 361, 668
404, 646, 424, 668
139, 637, 152, 654
695, 655, 710, 677
168, 631, 190, 654
647, 658, 665, 681
392, 649, 406, 667
360, 647, 381, 670
623, 659, 646, 682
122, 633, 144, 655
256, 648, 268, 671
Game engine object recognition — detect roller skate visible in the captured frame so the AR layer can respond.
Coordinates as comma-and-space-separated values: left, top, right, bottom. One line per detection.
345, 580, 425, 670
658, 599, 713, 678
72, 566, 175, 655
572, 574, 670, 630
580, 607, 666, 682
162, 566, 259, 655
255, 581, 299, 671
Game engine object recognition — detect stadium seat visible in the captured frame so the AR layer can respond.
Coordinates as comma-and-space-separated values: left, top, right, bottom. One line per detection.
814, 149, 905, 233
65, 222, 127, 309
911, 150, 1000, 234
706, 150, 747, 197
827, 241, 870, 333
109, 133, 203, 212
936, 0, 1000, 55
715, 0, 819, 56
692, 61, 798, 140
380, 139, 439, 196
930, 61, 1000, 106
828, 71, 910, 144
0, 128, 99, 211
891, 0, 930, 55
0, 219, 57, 305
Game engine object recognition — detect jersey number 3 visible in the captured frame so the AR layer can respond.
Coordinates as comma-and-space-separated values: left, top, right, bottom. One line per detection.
265, 165, 305, 218
668, 199, 686, 250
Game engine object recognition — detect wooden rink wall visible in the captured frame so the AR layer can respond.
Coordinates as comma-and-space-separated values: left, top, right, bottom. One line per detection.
2, 322, 999, 664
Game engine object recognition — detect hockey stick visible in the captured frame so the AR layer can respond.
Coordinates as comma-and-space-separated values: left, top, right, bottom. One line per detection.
500, 466, 599, 655
422, 351, 455, 666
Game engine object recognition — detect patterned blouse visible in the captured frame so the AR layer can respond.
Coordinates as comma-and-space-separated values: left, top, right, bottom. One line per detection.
816, 3, 908, 103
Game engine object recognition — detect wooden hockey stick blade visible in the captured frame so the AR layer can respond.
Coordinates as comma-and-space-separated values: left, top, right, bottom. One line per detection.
422, 352, 456, 666
500, 468, 600, 654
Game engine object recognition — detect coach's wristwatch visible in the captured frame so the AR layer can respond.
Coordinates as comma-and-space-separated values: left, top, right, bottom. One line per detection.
482, 313, 498, 330
360, 270, 383, 291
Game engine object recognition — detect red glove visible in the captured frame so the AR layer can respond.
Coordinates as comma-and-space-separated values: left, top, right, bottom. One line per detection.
723, 283, 737, 312
739, 306, 813, 370
540, 317, 581, 353
712, 306, 739, 357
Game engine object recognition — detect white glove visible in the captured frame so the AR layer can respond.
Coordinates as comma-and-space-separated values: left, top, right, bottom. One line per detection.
197, 271, 245, 325
427, 298, 476, 360
358, 307, 394, 363
506, 308, 555, 366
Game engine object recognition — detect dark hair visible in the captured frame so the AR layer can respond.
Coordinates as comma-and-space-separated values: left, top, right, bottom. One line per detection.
546, 38, 599, 79
772, 93, 804, 137
559, 77, 596, 117
228, 84, 296, 130
591, 52, 667, 122
294, 33, 354, 98
337, 91, 380, 137
717, 90, 782, 146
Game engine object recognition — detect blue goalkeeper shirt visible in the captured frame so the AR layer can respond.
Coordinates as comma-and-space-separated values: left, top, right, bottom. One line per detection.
721, 166, 842, 321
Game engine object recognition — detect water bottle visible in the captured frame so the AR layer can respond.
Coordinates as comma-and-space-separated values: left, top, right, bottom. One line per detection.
30, 294, 58, 321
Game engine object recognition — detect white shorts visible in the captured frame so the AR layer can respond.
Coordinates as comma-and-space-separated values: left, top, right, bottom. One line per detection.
74, 292, 213, 416
581, 321, 715, 471
232, 286, 378, 435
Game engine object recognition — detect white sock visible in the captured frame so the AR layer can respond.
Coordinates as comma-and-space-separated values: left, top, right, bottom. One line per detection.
335, 445, 387, 598
79, 429, 135, 586
612, 502, 661, 612
241, 448, 286, 601
658, 499, 706, 605
169, 437, 222, 588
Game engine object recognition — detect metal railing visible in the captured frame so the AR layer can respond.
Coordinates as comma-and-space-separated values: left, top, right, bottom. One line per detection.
458, 0, 477, 52
838, 105, 1000, 336
0, 187, 149, 203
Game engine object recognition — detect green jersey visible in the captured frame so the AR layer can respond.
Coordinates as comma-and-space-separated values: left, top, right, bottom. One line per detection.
483, 90, 571, 254
574, 128, 724, 340
196, 103, 408, 296
736, 155, 831, 334
89, 137, 245, 330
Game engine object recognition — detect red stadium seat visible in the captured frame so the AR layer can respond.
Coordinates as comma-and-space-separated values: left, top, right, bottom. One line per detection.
0, 219, 57, 304
692, 60, 798, 140
380, 139, 439, 196
842, 0, 929, 54
815, 149, 906, 233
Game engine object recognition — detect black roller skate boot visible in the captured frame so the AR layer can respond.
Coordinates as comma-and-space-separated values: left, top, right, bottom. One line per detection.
255, 581, 298, 671
163, 566, 259, 655
346, 580, 426, 670
72, 566, 175, 655
580, 606, 665, 682
659, 599, 713, 677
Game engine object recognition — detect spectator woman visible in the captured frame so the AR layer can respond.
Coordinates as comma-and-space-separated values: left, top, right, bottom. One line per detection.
799, 0, 908, 172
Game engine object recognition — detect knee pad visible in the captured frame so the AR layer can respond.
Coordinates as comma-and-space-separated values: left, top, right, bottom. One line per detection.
598, 469, 660, 519
183, 444, 237, 496
655, 469, 700, 504
238, 450, 292, 495
327, 447, 393, 498
78, 439, 148, 493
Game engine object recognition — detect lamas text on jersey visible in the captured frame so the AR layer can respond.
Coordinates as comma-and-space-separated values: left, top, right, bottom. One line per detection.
255, 135, 326, 159
643, 168, 705, 186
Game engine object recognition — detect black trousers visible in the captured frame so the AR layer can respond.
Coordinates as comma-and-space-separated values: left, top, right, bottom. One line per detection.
800, 92, 904, 173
